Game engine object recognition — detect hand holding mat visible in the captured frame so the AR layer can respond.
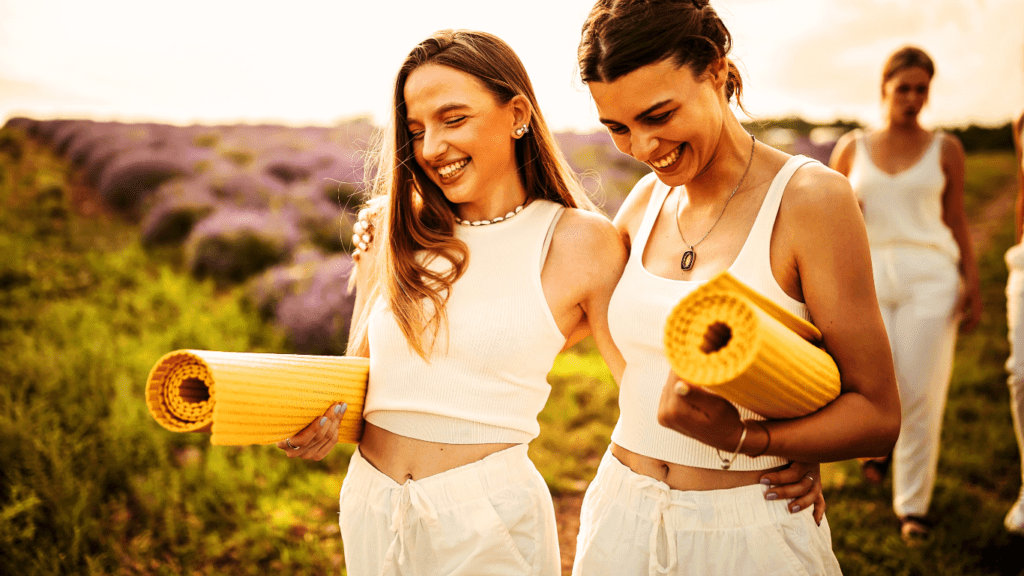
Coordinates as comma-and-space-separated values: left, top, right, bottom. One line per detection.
145, 350, 369, 445
663, 272, 840, 419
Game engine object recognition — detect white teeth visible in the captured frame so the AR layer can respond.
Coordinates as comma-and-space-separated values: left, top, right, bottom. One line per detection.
651, 145, 682, 169
437, 159, 469, 178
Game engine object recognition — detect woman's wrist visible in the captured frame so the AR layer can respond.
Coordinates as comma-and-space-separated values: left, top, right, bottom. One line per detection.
742, 419, 771, 457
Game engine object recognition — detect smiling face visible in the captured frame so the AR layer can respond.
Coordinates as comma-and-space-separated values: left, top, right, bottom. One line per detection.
882, 66, 931, 125
404, 63, 524, 211
588, 59, 728, 187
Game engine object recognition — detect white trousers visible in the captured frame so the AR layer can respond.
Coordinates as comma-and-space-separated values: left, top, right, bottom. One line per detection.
338, 444, 560, 576
1005, 244, 1024, 490
572, 449, 842, 576
871, 245, 961, 517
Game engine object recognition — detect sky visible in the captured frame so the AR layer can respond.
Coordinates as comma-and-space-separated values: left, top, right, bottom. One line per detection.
0, 0, 1021, 133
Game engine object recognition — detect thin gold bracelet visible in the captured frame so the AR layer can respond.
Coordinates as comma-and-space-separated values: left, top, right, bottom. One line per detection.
746, 419, 771, 458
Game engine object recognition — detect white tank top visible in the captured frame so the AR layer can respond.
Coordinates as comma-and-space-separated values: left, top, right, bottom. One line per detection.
364, 199, 566, 444
608, 156, 815, 470
847, 130, 959, 262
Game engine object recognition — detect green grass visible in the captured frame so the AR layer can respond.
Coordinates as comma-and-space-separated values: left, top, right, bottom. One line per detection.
0, 129, 353, 575
2, 128, 1022, 575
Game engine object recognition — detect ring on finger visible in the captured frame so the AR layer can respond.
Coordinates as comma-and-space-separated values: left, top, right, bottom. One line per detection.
286, 437, 300, 450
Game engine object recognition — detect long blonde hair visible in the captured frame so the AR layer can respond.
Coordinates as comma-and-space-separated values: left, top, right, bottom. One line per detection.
347, 29, 595, 359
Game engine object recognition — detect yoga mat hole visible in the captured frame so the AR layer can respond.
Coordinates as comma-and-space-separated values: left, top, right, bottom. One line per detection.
179, 378, 210, 404
700, 322, 732, 354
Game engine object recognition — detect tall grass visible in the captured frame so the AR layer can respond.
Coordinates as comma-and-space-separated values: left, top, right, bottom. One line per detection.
3, 126, 1023, 575
0, 129, 353, 575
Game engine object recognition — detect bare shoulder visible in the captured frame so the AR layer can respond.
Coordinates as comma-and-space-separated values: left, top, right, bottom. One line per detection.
612, 172, 660, 243
779, 161, 860, 227
551, 207, 624, 261
938, 131, 966, 172
828, 130, 859, 173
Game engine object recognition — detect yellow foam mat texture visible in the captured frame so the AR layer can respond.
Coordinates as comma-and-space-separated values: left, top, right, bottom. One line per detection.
145, 350, 369, 445
663, 272, 840, 419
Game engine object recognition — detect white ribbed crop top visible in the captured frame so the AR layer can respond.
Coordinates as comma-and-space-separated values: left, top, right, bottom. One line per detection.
363, 199, 566, 445
608, 156, 816, 470
847, 130, 959, 262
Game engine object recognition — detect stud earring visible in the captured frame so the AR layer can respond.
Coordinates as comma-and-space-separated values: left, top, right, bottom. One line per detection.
514, 125, 529, 137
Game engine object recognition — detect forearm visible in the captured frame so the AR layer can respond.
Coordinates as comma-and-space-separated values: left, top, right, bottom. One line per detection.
744, 391, 900, 463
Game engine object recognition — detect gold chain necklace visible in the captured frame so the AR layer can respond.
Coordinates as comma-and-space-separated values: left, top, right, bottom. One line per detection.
675, 133, 756, 271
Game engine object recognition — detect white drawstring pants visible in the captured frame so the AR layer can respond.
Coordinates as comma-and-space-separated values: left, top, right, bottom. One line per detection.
871, 245, 961, 518
572, 449, 841, 576
339, 444, 560, 576
1004, 244, 1024, 494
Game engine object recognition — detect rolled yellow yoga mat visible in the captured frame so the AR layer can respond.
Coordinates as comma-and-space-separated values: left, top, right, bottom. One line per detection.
663, 272, 841, 419
145, 350, 369, 445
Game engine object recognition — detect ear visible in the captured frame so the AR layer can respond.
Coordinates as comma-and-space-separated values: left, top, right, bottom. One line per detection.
509, 94, 533, 138
707, 57, 730, 91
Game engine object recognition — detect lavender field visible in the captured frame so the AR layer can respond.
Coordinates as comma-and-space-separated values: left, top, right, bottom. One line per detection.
4, 116, 1021, 575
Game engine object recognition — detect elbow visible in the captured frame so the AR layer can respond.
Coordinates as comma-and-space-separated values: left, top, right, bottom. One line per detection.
875, 407, 902, 457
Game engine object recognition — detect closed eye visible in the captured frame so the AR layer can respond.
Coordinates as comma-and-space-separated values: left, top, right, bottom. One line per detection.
444, 116, 467, 126
606, 123, 629, 135
645, 111, 672, 124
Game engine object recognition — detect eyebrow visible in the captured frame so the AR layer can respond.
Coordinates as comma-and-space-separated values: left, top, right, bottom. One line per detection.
406, 102, 470, 125
599, 99, 673, 126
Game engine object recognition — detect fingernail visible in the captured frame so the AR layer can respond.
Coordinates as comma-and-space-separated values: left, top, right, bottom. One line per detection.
341, 402, 348, 412
765, 492, 778, 501
760, 478, 771, 485
791, 504, 801, 513
319, 416, 328, 427
334, 404, 342, 414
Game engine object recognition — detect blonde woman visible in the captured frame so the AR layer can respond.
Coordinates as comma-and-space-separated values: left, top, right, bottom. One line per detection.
279, 29, 625, 575
831, 46, 981, 543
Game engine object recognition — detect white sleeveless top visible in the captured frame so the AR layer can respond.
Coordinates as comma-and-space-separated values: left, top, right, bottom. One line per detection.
608, 156, 816, 470
364, 199, 566, 444
847, 130, 959, 262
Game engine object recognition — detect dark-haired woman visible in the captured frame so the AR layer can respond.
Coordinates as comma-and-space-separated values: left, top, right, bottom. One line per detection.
831, 46, 980, 543
572, 0, 900, 573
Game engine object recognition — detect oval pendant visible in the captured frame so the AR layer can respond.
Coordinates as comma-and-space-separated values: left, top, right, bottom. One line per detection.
680, 249, 695, 270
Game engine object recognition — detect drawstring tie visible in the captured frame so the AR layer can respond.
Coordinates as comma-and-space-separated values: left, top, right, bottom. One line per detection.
628, 475, 698, 576
385, 479, 439, 565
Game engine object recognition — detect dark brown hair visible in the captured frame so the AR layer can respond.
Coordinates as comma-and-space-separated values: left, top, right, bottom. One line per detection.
348, 29, 594, 359
578, 0, 745, 109
882, 46, 935, 94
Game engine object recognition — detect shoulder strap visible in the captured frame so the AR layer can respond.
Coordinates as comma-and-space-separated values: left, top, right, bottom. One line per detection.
630, 176, 674, 262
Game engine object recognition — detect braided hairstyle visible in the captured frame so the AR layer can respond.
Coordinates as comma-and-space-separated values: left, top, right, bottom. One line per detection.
578, 0, 745, 111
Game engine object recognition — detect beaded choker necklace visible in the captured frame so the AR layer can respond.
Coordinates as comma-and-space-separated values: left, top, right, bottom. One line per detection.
454, 199, 529, 226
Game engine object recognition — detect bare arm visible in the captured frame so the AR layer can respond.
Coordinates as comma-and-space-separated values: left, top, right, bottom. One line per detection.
827, 131, 857, 178
938, 133, 981, 332
767, 166, 901, 461
544, 209, 628, 382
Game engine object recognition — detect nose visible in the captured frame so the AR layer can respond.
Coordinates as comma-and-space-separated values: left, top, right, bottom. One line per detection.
629, 129, 659, 164
420, 128, 447, 162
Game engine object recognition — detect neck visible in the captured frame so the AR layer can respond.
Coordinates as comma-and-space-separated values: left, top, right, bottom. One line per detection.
455, 185, 529, 223
686, 119, 755, 206
883, 116, 924, 134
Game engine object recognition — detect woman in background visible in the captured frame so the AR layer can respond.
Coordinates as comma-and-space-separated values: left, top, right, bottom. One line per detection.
830, 46, 981, 543
1003, 107, 1024, 536
571, 0, 900, 573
